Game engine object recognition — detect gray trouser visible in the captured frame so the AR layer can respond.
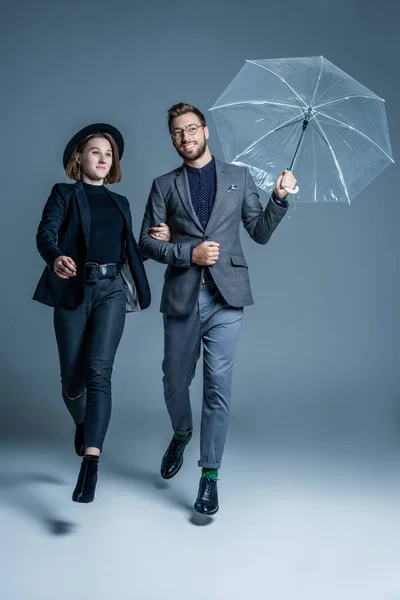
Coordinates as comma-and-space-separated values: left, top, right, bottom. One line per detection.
162, 281, 243, 469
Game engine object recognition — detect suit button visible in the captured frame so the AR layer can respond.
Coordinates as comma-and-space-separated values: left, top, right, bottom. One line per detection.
204, 235, 209, 241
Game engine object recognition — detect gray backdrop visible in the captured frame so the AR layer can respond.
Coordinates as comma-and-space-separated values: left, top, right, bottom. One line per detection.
0, 1, 399, 598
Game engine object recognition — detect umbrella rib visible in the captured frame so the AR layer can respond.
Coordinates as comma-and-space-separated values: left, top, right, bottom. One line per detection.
210, 100, 302, 110
310, 55, 324, 107
246, 60, 308, 110
309, 121, 331, 147
314, 111, 394, 162
314, 120, 351, 204
231, 115, 304, 164
312, 125, 318, 203
313, 94, 383, 110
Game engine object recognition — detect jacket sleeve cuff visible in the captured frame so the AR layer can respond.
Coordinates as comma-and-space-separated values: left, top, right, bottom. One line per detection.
271, 190, 289, 209
43, 247, 63, 272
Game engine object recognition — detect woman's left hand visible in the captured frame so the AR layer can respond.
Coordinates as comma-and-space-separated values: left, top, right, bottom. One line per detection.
149, 222, 171, 241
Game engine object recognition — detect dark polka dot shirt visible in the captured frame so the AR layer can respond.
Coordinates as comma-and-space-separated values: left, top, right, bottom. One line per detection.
185, 156, 216, 230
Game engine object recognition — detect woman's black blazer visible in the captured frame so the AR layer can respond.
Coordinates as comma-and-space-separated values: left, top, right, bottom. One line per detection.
33, 181, 151, 311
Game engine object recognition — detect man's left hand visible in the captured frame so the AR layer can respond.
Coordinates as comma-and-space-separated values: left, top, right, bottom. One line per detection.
275, 170, 297, 198
149, 222, 171, 241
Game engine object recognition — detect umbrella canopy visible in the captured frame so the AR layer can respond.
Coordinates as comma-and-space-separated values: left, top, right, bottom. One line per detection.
210, 56, 394, 203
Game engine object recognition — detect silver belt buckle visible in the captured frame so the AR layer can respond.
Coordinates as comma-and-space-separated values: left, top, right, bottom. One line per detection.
101, 265, 107, 276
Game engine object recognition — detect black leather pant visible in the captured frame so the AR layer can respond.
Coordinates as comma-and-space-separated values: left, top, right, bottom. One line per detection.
53, 276, 126, 450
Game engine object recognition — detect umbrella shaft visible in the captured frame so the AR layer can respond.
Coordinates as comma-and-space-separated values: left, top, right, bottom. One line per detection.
289, 109, 311, 172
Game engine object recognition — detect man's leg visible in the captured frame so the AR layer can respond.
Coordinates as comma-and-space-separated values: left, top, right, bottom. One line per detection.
194, 282, 243, 514
162, 310, 201, 435
160, 308, 201, 478
199, 285, 243, 469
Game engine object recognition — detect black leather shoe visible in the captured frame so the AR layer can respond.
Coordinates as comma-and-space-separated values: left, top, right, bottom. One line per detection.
194, 477, 219, 515
160, 431, 192, 479
74, 422, 85, 457
72, 455, 99, 503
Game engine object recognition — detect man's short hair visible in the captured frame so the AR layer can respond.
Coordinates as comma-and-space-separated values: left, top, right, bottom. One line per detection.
167, 103, 206, 132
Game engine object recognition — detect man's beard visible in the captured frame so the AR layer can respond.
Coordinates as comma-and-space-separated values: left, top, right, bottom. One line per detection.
176, 138, 207, 162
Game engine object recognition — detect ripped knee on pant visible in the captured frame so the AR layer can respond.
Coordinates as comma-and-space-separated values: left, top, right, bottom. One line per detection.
63, 391, 84, 401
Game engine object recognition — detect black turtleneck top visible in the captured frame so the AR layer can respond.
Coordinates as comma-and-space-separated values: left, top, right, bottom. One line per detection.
82, 182, 125, 264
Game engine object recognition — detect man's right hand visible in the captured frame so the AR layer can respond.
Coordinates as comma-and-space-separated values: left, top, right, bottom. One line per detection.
54, 256, 77, 279
192, 242, 220, 266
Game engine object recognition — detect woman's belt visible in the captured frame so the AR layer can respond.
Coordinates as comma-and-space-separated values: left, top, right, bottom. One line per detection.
84, 262, 120, 283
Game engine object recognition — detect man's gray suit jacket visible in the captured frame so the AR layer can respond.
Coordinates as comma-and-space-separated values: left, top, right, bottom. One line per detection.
139, 158, 288, 316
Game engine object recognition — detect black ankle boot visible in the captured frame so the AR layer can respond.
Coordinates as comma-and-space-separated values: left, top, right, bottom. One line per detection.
72, 455, 99, 503
74, 422, 85, 457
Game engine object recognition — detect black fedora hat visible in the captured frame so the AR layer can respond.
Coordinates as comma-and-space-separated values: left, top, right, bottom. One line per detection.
62, 123, 124, 168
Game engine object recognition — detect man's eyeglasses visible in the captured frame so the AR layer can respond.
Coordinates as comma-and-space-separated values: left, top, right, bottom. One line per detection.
170, 124, 205, 139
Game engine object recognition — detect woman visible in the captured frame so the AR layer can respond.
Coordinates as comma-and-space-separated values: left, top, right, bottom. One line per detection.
33, 123, 170, 503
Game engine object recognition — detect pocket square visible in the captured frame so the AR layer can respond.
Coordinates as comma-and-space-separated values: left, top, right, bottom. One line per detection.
226, 184, 238, 192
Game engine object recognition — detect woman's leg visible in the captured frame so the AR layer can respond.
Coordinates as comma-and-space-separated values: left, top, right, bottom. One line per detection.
83, 277, 126, 454
70, 277, 126, 504
53, 302, 90, 425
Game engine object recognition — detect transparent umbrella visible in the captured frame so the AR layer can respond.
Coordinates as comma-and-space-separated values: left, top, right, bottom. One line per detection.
210, 56, 394, 203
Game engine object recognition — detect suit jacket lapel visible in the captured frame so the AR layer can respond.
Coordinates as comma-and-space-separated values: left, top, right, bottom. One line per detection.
205, 159, 230, 235
74, 181, 90, 248
175, 166, 204, 232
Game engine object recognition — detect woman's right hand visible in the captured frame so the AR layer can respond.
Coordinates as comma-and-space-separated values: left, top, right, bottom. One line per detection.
54, 256, 77, 279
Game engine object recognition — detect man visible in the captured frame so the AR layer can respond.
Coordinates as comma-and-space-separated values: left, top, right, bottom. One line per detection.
139, 103, 296, 515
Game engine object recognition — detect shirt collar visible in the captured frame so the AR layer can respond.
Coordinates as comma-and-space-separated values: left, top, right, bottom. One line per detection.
185, 156, 215, 175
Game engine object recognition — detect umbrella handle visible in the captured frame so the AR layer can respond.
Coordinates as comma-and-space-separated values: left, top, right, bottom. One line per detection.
283, 185, 299, 195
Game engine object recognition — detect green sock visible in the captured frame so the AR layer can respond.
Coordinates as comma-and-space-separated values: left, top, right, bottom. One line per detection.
174, 432, 189, 442
202, 468, 218, 481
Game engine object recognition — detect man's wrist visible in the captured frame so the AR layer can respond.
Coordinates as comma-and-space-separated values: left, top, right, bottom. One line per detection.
272, 190, 288, 207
